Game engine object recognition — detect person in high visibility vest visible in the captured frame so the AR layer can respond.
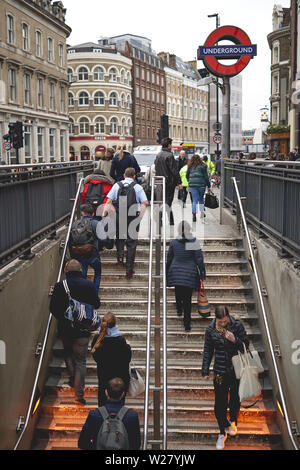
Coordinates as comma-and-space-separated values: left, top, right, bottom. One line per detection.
203, 156, 215, 176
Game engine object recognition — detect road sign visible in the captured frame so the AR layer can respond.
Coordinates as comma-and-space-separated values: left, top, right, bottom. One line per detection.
213, 133, 222, 145
198, 25, 257, 78
3, 141, 12, 151
213, 122, 222, 132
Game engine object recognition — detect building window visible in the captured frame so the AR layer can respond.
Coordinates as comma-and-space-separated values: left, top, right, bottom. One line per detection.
22, 23, 29, 51
49, 128, 55, 158
121, 93, 125, 107
141, 68, 145, 80
190, 128, 193, 140
120, 70, 125, 84
69, 119, 74, 135
109, 68, 117, 82
190, 104, 193, 120
37, 127, 44, 157
95, 117, 105, 134
60, 86, 65, 113
79, 91, 89, 106
79, 118, 89, 134
48, 37, 54, 62
37, 77, 43, 107
36, 31, 42, 57
121, 118, 126, 136
58, 44, 64, 67
94, 91, 105, 106
135, 66, 139, 78
7, 14, 14, 44
68, 92, 74, 106
8, 68, 16, 101
49, 82, 55, 110
184, 102, 187, 119
109, 92, 117, 106
136, 85, 140, 98
24, 73, 30, 105
94, 67, 104, 81
127, 94, 130, 109
60, 130, 65, 157
110, 117, 118, 134
78, 67, 88, 81
24, 125, 32, 160
67, 68, 73, 83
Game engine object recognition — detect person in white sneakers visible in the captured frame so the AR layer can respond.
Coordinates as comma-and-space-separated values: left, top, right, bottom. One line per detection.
201, 305, 249, 450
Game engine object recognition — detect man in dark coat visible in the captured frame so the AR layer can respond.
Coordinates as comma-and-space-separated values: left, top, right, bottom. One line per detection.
155, 137, 182, 225
78, 377, 141, 450
50, 259, 101, 405
202, 306, 249, 450
176, 150, 188, 171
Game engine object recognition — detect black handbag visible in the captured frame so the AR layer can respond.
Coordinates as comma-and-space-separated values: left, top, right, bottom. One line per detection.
204, 191, 219, 209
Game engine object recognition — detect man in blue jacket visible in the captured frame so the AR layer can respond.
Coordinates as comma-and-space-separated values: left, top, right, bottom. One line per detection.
78, 377, 141, 450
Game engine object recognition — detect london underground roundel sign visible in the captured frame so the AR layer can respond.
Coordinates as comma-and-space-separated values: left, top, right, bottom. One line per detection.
198, 26, 257, 78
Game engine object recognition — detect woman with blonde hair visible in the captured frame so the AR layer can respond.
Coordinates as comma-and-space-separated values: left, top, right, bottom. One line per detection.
91, 313, 131, 406
98, 148, 115, 177
110, 144, 141, 182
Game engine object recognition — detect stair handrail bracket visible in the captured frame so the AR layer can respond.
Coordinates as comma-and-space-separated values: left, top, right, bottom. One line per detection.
231, 176, 299, 451
143, 176, 168, 450
13, 178, 84, 450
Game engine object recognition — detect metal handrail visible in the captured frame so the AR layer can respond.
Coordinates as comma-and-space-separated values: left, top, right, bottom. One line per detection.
13, 178, 84, 450
143, 176, 168, 450
232, 177, 299, 450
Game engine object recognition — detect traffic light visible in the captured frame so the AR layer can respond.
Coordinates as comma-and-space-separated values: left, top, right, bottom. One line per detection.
8, 121, 23, 149
161, 114, 169, 139
156, 128, 162, 144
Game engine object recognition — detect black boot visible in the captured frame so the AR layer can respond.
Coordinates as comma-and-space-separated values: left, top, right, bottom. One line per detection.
170, 211, 174, 226
192, 213, 196, 222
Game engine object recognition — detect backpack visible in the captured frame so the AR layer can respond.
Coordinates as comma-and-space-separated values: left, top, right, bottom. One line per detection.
116, 181, 138, 215
69, 217, 95, 256
62, 280, 101, 332
96, 406, 129, 450
85, 181, 104, 209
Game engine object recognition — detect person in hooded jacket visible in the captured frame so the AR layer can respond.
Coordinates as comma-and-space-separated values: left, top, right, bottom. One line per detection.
166, 221, 206, 332
202, 305, 249, 450
91, 312, 132, 407
110, 145, 140, 182
82, 169, 114, 213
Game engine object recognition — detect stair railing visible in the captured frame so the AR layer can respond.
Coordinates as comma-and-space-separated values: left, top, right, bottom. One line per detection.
13, 178, 84, 450
232, 176, 299, 450
143, 176, 168, 450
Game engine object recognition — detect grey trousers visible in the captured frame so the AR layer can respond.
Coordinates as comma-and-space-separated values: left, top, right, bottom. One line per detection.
62, 336, 89, 400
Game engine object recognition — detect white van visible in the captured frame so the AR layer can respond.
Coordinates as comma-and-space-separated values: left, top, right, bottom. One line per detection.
133, 145, 161, 183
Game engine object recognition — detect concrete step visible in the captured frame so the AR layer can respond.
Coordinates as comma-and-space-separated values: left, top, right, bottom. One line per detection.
130, 238, 244, 247
101, 247, 246, 261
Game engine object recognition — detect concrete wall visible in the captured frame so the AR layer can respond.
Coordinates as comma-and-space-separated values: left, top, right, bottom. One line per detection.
222, 207, 300, 449
0, 229, 66, 450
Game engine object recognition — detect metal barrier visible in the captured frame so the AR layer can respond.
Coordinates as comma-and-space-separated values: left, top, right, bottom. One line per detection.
143, 176, 168, 450
0, 162, 93, 269
223, 160, 300, 258
13, 176, 85, 450
232, 176, 299, 450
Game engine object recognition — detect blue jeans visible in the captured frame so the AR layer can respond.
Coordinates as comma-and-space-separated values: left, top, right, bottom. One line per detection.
78, 252, 102, 293
190, 187, 206, 214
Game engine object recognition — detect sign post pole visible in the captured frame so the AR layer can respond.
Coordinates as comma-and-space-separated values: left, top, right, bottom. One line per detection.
220, 76, 230, 224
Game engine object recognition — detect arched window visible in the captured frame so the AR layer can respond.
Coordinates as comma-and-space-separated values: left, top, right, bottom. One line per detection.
68, 92, 74, 106
93, 66, 104, 81
94, 91, 105, 106
80, 146, 90, 160
121, 118, 126, 135
109, 67, 117, 82
121, 93, 126, 107
109, 92, 117, 106
110, 117, 118, 134
120, 69, 125, 84
79, 117, 89, 134
78, 91, 89, 106
95, 117, 105, 134
127, 94, 130, 109
78, 67, 89, 81
127, 118, 131, 136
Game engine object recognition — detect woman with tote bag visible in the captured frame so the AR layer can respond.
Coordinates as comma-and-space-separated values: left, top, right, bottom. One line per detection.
201, 305, 249, 450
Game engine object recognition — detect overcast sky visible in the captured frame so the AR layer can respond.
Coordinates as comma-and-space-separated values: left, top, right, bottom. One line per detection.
62, 0, 291, 130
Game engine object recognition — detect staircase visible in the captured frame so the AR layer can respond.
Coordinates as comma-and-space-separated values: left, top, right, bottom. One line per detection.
32, 237, 283, 450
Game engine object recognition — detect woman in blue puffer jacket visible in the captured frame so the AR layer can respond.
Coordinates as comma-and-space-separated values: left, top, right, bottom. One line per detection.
166, 221, 206, 332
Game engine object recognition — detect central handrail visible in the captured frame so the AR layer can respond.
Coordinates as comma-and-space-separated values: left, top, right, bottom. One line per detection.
143, 176, 167, 450
13, 177, 84, 450
232, 177, 299, 450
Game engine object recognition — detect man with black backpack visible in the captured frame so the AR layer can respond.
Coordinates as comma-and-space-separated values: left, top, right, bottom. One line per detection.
102, 168, 149, 279
69, 204, 102, 293
78, 377, 141, 450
